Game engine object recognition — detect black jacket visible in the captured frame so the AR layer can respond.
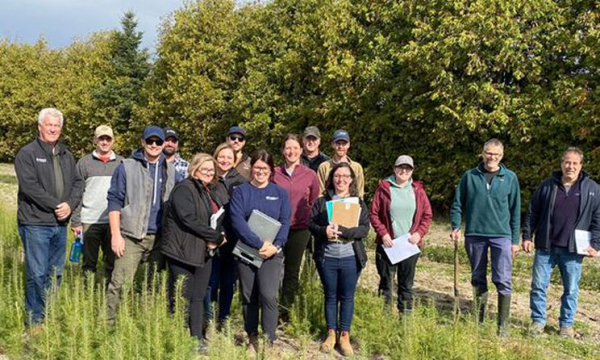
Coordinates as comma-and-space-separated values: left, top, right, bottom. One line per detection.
522, 171, 600, 252
217, 168, 247, 256
161, 178, 228, 267
15, 138, 83, 225
309, 191, 370, 269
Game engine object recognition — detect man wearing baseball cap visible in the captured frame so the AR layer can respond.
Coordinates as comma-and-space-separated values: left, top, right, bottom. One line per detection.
227, 126, 251, 179
71, 125, 124, 280
106, 125, 176, 323
316, 129, 365, 197
163, 126, 188, 182
301, 126, 330, 173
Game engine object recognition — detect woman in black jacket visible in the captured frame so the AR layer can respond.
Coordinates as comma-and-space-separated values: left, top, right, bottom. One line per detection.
204, 142, 247, 326
309, 162, 370, 356
161, 153, 228, 349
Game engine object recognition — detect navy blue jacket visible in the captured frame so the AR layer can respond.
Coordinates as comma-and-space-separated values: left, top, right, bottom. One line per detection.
522, 171, 600, 252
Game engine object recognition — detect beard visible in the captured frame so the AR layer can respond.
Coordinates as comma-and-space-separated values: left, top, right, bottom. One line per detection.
163, 147, 176, 156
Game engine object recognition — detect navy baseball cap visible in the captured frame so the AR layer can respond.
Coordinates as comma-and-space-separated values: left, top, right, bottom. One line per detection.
332, 129, 350, 142
228, 126, 246, 137
142, 126, 165, 141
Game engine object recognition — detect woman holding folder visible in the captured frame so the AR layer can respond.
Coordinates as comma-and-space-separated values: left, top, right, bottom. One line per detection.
229, 149, 291, 349
309, 162, 370, 356
272, 134, 320, 320
370, 155, 432, 315
161, 153, 228, 349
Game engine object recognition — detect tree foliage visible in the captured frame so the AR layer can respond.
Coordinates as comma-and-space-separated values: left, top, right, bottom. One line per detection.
1, 0, 598, 210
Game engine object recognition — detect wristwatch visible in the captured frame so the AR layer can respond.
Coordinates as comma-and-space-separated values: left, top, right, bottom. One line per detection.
275, 245, 282, 254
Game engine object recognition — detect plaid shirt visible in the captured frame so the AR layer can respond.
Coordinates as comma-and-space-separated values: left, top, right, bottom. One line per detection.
172, 155, 189, 183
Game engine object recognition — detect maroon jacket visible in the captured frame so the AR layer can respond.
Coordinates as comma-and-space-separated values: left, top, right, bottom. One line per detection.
370, 179, 433, 248
272, 164, 320, 230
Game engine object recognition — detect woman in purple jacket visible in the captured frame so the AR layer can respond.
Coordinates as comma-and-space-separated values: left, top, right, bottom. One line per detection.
272, 133, 320, 319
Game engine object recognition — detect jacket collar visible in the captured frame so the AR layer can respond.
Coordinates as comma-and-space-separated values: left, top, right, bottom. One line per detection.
476, 162, 507, 176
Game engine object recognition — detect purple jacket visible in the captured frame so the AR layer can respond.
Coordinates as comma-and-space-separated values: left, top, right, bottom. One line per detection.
272, 164, 320, 230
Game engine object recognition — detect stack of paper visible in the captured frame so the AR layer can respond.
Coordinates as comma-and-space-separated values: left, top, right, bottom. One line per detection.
575, 230, 599, 257
326, 197, 361, 228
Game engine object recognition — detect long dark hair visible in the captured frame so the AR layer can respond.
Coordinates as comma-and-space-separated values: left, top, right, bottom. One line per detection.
324, 162, 358, 197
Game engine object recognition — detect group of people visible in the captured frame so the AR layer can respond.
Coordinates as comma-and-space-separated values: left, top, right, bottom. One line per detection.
15, 107, 600, 357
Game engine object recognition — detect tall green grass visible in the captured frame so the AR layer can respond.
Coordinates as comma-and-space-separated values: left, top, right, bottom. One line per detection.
1, 202, 599, 359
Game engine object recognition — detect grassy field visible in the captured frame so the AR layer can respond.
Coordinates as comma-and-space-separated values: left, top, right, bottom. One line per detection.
1, 163, 599, 359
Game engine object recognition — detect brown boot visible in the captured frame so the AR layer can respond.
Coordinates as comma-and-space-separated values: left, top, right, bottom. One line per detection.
320, 328, 337, 352
338, 331, 354, 356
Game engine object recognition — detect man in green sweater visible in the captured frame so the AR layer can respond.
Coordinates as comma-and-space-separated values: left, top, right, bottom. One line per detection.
450, 138, 521, 337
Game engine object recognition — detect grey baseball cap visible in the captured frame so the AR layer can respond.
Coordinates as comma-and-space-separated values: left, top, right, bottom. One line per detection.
394, 155, 414, 168
303, 126, 321, 139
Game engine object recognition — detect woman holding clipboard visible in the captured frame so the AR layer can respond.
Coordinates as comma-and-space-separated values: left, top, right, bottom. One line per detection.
309, 162, 370, 356
229, 150, 291, 351
370, 155, 432, 316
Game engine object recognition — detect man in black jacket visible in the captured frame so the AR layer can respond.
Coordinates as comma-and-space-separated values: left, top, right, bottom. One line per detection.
15, 108, 83, 325
522, 147, 599, 338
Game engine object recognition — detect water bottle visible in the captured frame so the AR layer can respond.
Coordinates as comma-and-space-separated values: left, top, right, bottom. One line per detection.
69, 233, 83, 263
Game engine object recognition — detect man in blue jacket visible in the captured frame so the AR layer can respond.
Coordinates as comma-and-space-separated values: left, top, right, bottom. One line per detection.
522, 147, 599, 338
15, 108, 83, 326
106, 126, 175, 323
450, 138, 521, 337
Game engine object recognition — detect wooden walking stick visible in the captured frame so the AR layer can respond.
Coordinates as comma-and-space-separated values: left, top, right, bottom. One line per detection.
453, 239, 460, 317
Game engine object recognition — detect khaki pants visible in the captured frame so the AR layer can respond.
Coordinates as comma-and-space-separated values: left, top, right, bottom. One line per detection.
106, 234, 162, 321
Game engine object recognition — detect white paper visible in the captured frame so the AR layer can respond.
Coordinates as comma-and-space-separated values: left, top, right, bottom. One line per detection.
383, 233, 421, 265
575, 229, 592, 256
210, 207, 225, 230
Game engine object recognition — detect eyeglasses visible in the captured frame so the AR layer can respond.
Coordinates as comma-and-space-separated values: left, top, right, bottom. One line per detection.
253, 166, 270, 173
395, 166, 413, 172
229, 135, 245, 142
145, 138, 164, 146
484, 151, 502, 158
334, 174, 352, 180
198, 168, 216, 174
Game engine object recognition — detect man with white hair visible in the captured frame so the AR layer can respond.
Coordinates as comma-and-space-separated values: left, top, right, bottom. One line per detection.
15, 108, 83, 326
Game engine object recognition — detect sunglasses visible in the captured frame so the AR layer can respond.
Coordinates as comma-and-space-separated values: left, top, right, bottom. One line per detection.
229, 135, 245, 142
145, 138, 164, 146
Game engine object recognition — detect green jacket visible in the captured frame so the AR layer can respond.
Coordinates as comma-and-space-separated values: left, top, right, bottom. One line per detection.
450, 163, 521, 243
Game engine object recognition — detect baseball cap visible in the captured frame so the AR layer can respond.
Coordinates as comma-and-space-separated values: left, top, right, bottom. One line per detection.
228, 126, 246, 137
332, 129, 350, 142
163, 126, 179, 141
394, 155, 414, 168
142, 125, 165, 141
303, 126, 321, 139
95, 125, 114, 138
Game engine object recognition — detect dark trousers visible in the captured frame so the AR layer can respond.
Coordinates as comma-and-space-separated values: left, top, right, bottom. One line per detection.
281, 229, 310, 312
169, 257, 212, 342
204, 252, 238, 322
237, 253, 284, 342
82, 223, 115, 279
465, 236, 513, 295
376, 244, 420, 312
316, 255, 360, 332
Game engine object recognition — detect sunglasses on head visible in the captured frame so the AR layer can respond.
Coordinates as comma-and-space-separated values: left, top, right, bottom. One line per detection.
145, 138, 164, 146
229, 135, 245, 142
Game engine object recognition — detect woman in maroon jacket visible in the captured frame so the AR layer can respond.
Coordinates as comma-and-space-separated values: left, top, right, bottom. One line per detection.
370, 155, 432, 315
272, 133, 320, 319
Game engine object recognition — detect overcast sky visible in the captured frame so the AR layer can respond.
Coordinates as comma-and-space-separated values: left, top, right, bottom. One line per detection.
0, 0, 190, 53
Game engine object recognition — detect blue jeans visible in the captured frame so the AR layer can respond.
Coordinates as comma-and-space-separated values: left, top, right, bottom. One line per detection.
316, 256, 360, 332
203, 253, 238, 322
18, 224, 67, 324
465, 236, 513, 295
530, 247, 583, 327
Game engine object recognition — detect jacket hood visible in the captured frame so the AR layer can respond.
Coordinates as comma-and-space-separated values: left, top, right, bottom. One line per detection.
382, 176, 424, 191
552, 170, 589, 183
131, 148, 165, 165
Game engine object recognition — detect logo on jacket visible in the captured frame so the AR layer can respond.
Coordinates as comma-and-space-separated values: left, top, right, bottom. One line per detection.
266, 196, 279, 201
35, 158, 47, 163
